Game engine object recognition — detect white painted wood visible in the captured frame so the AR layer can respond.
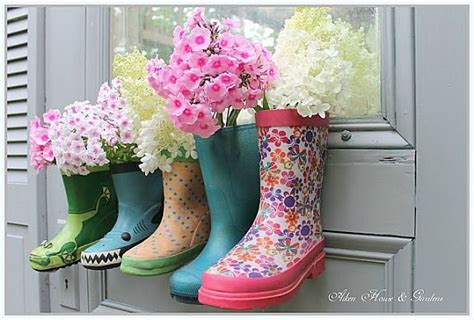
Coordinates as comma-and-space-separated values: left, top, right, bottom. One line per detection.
7, 59, 28, 74
393, 8, 416, 146
5, 7, 49, 315
328, 130, 411, 149
380, 7, 416, 147
7, 73, 28, 88
7, 44, 28, 61
6, 114, 28, 129
380, 8, 396, 124
7, 86, 28, 102
7, 142, 28, 155
414, 6, 468, 313
7, 32, 28, 49
7, 7, 28, 21
7, 100, 29, 115
6, 233, 27, 314
7, 18, 28, 34
322, 149, 415, 237
6, 128, 28, 143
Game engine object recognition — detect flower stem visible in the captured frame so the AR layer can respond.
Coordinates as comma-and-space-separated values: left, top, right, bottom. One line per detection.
217, 113, 224, 127
228, 109, 241, 126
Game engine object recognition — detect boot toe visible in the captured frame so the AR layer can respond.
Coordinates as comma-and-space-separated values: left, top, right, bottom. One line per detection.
170, 268, 202, 298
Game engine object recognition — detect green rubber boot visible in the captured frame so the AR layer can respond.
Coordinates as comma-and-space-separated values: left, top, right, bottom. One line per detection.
29, 167, 118, 272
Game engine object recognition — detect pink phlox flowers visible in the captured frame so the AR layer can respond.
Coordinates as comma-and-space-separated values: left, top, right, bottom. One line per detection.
146, 8, 277, 138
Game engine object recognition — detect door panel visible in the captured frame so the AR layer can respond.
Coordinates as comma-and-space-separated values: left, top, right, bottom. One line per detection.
100, 233, 413, 313
322, 149, 415, 237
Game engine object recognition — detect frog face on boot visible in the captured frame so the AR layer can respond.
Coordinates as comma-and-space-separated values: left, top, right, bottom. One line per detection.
29, 168, 118, 272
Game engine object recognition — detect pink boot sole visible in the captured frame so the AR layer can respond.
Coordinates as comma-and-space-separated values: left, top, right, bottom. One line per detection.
198, 241, 325, 310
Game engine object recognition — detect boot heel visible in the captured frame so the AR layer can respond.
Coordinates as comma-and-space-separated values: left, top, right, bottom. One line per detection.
308, 251, 325, 279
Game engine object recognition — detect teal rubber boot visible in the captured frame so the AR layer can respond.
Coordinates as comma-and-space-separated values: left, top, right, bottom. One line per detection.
169, 124, 260, 304
81, 163, 163, 270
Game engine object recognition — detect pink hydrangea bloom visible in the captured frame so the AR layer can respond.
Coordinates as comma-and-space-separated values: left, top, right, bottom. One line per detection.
146, 8, 277, 138
29, 116, 55, 173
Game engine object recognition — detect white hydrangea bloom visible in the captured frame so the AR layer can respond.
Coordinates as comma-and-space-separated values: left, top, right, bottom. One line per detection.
135, 108, 197, 175
112, 50, 198, 175
266, 28, 352, 118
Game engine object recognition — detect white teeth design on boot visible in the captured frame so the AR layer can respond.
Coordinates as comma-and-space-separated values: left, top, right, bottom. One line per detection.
81, 249, 121, 267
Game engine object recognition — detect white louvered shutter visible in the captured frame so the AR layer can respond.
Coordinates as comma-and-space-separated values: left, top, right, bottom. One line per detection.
5, 7, 48, 315
6, 7, 29, 184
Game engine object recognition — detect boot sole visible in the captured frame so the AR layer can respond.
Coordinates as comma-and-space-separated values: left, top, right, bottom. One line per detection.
30, 241, 97, 272
198, 242, 325, 310
120, 243, 205, 276
170, 292, 200, 305
33, 260, 80, 273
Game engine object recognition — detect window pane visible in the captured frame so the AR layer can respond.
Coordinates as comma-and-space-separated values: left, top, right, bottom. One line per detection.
111, 6, 381, 118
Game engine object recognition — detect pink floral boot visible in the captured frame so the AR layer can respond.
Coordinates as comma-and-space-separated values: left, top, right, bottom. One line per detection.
198, 109, 329, 310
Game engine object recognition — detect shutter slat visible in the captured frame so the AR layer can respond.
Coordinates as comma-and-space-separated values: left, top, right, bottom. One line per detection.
7, 9, 28, 184
7, 73, 27, 88
7, 18, 28, 34
7, 128, 28, 142
7, 170, 28, 184
7, 8, 28, 22
7, 59, 27, 75
7, 101, 28, 115
7, 115, 28, 129
7, 156, 28, 170
7, 87, 27, 102
7, 143, 28, 156
7, 45, 27, 61
7, 32, 28, 48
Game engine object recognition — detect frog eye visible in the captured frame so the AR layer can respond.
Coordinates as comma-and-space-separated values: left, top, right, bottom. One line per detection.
41, 240, 52, 249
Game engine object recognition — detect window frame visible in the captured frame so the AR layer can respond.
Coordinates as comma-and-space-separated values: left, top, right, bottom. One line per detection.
100, 6, 416, 150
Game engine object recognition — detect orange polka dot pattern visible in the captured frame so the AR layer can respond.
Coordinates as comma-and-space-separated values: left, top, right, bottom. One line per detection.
124, 161, 210, 259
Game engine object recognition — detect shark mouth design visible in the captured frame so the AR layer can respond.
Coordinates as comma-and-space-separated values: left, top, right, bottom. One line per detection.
81, 249, 121, 267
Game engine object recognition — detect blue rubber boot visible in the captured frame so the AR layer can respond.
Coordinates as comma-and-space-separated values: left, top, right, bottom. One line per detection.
81, 163, 163, 270
169, 124, 260, 304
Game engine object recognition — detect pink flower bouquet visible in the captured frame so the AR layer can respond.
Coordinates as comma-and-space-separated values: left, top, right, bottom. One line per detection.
147, 8, 277, 138
29, 80, 136, 175
29, 102, 107, 175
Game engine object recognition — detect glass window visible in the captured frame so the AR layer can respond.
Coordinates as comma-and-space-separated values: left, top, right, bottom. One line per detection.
111, 6, 381, 118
